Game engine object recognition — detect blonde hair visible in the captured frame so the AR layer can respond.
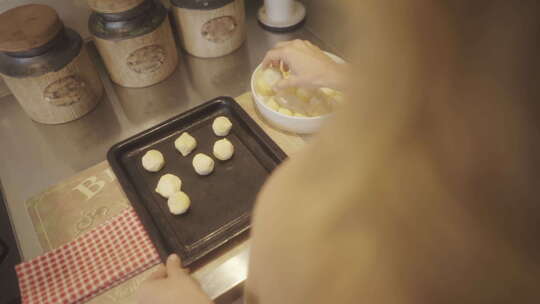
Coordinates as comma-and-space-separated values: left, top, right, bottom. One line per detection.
329, 0, 540, 301
248, 1, 540, 303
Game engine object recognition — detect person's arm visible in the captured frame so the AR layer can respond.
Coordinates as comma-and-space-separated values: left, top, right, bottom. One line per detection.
261, 39, 348, 91
137, 254, 213, 304
134, 40, 339, 304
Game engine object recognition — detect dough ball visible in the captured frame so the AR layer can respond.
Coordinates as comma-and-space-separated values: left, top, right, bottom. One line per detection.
155, 174, 182, 198
256, 68, 282, 96
213, 138, 235, 161
167, 191, 191, 215
294, 112, 307, 118
266, 97, 280, 111
333, 92, 345, 104
262, 68, 283, 86
320, 87, 338, 97
278, 107, 293, 116
175, 132, 197, 157
212, 116, 232, 136
142, 150, 165, 172
296, 88, 314, 102
307, 95, 332, 117
193, 153, 215, 176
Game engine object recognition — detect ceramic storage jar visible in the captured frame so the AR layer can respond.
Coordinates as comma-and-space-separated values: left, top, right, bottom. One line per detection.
0, 4, 103, 124
88, 0, 179, 88
171, 0, 246, 58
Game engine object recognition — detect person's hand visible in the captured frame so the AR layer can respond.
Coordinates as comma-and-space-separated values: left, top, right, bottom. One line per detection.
137, 254, 213, 304
262, 39, 347, 90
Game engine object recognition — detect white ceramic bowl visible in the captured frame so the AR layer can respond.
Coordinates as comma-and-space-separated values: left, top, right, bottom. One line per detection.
251, 52, 346, 134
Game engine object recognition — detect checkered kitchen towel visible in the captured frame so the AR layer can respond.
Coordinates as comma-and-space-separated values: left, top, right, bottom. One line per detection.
16, 208, 161, 304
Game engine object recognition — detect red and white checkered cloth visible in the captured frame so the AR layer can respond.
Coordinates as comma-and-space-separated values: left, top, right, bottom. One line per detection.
16, 208, 161, 304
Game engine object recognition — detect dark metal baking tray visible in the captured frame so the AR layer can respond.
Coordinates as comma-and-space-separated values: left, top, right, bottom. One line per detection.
0, 181, 22, 304
108, 97, 286, 266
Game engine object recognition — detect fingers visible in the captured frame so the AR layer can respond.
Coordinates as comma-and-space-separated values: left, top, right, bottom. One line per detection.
261, 40, 301, 68
262, 48, 287, 68
268, 60, 281, 69
146, 264, 167, 281
166, 254, 187, 278
275, 76, 302, 90
262, 39, 316, 69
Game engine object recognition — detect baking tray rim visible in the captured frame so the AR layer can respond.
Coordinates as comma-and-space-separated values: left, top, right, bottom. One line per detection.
107, 96, 287, 266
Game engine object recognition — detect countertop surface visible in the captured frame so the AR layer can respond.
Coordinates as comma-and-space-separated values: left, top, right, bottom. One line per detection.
0, 0, 327, 301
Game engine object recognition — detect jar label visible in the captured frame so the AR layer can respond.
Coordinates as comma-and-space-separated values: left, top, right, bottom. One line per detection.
44, 75, 90, 107
127, 45, 166, 74
202, 16, 237, 43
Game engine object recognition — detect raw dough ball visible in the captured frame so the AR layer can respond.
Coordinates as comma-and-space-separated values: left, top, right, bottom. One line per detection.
266, 97, 280, 111
175, 132, 197, 156
256, 68, 283, 96
212, 116, 232, 136
320, 87, 338, 97
296, 88, 314, 102
155, 174, 182, 198
193, 153, 215, 176
278, 107, 293, 116
333, 92, 345, 104
307, 95, 332, 117
213, 138, 235, 161
142, 150, 165, 172
167, 192, 191, 215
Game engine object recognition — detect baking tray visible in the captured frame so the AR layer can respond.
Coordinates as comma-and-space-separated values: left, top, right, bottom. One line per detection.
0, 181, 22, 304
108, 97, 287, 266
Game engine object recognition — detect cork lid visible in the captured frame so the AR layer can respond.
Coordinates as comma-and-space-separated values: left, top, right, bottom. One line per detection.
0, 4, 63, 53
87, 0, 146, 14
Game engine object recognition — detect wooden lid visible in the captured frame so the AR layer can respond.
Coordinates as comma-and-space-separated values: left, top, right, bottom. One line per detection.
87, 0, 146, 14
0, 4, 63, 53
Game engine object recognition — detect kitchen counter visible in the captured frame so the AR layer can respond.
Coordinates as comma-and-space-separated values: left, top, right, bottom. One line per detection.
0, 0, 328, 301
